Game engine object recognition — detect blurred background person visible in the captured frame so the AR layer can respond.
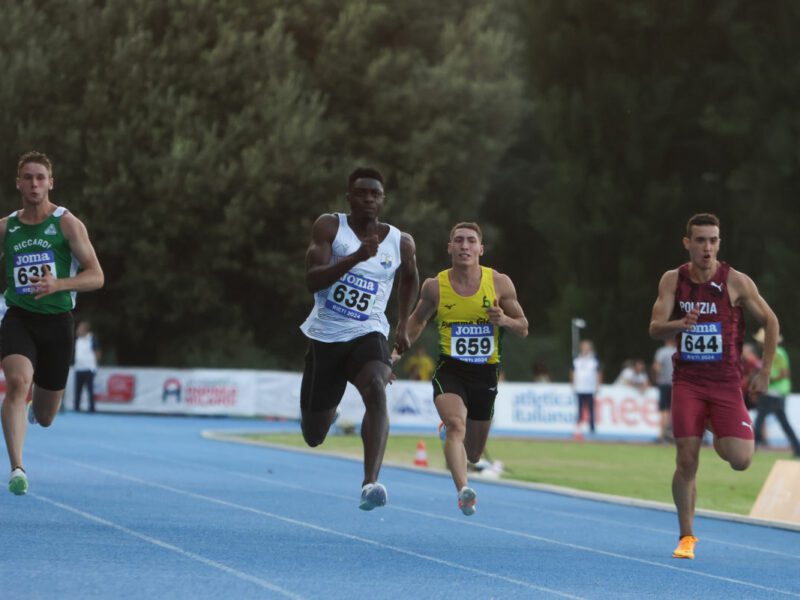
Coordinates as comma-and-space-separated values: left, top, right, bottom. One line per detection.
531, 360, 551, 383
403, 346, 435, 381
73, 320, 101, 412
741, 342, 765, 442
571, 340, 601, 438
616, 358, 650, 394
652, 338, 676, 443
752, 328, 800, 457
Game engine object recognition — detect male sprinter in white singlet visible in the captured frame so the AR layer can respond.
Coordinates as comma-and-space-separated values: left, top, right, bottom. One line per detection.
395, 222, 528, 515
300, 167, 418, 510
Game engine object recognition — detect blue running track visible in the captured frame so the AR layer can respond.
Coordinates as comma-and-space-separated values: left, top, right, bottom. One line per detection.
1, 414, 798, 599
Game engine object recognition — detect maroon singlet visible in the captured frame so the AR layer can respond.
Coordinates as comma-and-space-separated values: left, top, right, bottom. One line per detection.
670, 261, 744, 386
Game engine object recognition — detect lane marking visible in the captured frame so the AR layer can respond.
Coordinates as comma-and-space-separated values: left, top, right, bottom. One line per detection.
32, 493, 306, 600
35, 450, 800, 597
34, 453, 583, 599
72, 440, 800, 561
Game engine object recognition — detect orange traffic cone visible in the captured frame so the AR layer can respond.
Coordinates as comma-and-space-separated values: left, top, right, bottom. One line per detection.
414, 440, 429, 467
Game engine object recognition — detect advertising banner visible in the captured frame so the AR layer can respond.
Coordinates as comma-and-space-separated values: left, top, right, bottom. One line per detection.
47, 367, 799, 445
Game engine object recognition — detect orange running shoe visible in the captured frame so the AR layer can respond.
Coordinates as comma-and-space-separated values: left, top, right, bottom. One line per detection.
672, 535, 698, 559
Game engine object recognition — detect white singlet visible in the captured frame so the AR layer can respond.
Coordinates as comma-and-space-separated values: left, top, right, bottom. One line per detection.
300, 213, 401, 343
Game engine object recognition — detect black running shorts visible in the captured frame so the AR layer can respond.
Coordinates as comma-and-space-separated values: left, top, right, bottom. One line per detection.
431, 355, 499, 421
0, 306, 75, 391
300, 331, 391, 413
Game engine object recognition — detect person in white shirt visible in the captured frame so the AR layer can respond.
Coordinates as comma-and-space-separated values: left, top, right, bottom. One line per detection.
616, 358, 651, 393
73, 320, 100, 412
570, 340, 602, 436
652, 339, 677, 443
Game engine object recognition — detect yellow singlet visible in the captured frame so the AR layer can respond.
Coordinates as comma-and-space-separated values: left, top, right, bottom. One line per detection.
436, 266, 501, 364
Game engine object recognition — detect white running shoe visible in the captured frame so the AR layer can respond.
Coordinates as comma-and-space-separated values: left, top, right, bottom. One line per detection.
458, 486, 477, 516
9, 467, 28, 496
467, 458, 493, 473
359, 482, 388, 511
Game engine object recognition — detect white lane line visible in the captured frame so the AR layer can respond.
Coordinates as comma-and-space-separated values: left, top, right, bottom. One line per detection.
36, 453, 582, 600
70, 441, 800, 562
210, 431, 800, 532
38, 450, 800, 597
395, 506, 800, 598
31, 493, 306, 600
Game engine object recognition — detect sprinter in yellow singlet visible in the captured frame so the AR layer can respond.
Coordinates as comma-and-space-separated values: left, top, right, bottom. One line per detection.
396, 222, 528, 515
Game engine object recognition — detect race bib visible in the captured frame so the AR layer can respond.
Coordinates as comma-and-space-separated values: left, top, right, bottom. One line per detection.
680, 322, 723, 362
13, 250, 56, 295
450, 323, 494, 364
324, 273, 378, 321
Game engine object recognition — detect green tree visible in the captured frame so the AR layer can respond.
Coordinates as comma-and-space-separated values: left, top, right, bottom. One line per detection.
2, 1, 526, 368
517, 0, 800, 376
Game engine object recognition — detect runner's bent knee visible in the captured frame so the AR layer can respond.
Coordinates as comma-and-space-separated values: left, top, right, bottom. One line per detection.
3, 373, 32, 400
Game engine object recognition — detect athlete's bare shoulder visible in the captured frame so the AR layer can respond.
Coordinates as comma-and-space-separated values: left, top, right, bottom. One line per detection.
726, 267, 757, 304
313, 212, 339, 229
490, 270, 520, 301
399, 230, 415, 249
310, 213, 339, 243
658, 268, 680, 291
490, 268, 515, 291
420, 275, 440, 298
59, 209, 81, 231
726, 266, 750, 285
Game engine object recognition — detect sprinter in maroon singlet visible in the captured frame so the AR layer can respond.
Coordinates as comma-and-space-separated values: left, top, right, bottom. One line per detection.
649, 213, 779, 560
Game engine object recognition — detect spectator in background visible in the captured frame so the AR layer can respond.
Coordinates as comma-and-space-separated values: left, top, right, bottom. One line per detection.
616, 358, 650, 393
571, 340, 601, 437
531, 360, 551, 382
741, 343, 766, 443
741, 343, 762, 409
73, 320, 100, 412
652, 338, 676, 443
404, 346, 435, 381
752, 328, 800, 457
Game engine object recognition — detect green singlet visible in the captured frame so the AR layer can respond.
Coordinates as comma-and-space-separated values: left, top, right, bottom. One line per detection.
4, 207, 77, 314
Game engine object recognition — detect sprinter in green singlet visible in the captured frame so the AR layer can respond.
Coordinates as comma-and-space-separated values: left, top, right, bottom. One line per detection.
0, 151, 104, 495
397, 222, 528, 515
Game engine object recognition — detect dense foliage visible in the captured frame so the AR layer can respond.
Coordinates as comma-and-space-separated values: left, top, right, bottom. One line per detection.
2, 1, 798, 378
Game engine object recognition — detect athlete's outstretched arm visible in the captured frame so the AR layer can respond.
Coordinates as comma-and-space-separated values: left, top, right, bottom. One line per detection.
304, 214, 379, 293
395, 277, 439, 358
488, 272, 528, 338
731, 270, 780, 396
649, 270, 698, 340
393, 232, 419, 355
33, 212, 104, 299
